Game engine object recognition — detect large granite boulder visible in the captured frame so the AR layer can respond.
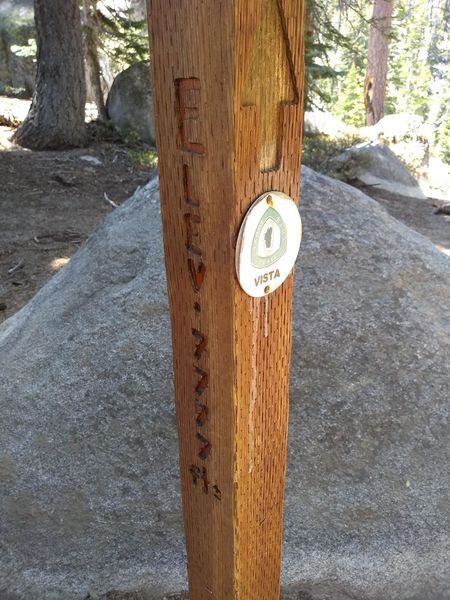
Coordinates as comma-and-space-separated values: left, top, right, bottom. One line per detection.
106, 61, 155, 145
330, 142, 427, 199
1, 168, 449, 600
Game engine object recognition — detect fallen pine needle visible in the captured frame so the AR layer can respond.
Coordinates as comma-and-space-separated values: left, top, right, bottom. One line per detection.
8, 260, 24, 275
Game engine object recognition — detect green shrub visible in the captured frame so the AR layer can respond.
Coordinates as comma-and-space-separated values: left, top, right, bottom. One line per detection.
128, 148, 158, 171
301, 132, 364, 174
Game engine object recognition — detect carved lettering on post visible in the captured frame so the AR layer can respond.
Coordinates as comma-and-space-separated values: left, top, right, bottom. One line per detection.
197, 433, 212, 460
173, 79, 220, 504
192, 328, 208, 360
184, 213, 202, 256
183, 164, 200, 207
175, 78, 206, 155
188, 258, 206, 291
195, 401, 208, 427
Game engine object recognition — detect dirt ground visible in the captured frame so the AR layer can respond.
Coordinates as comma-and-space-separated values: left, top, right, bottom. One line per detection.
0, 117, 153, 324
354, 183, 450, 256
87, 585, 346, 600
86, 594, 187, 600
1, 96, 449, 326
87, 590, 340, 600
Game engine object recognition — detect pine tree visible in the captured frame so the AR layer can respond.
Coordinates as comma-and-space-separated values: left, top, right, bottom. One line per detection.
13, 0, 86, 149
335, 63, 365, 127
438, 116, 450, 163
364, 0, 394, 125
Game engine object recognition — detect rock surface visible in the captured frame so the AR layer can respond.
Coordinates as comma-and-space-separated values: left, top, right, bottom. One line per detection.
361, 113, 432, 175
303, 110, 357, 138
1, 169, 450, 600
330, 142, 427, 199
98, 0, 146, 19
106, 61, 155, 144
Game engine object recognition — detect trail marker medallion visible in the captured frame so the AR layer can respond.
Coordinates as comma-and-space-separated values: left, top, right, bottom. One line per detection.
236, 191, 302, 297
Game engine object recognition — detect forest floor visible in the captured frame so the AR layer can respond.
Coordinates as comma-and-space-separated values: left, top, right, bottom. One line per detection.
0, 99, 153, 324
354, 183, 450, 256
86, 588, 335, 600
1, 97, 449, 327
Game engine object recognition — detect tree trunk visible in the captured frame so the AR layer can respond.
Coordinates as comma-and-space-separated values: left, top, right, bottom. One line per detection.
82, 0, 108, 122
364, 0, 394, 126
13, 0, 86, 150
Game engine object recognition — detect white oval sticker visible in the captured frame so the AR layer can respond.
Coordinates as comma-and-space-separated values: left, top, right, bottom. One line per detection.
236, 191, 302, 297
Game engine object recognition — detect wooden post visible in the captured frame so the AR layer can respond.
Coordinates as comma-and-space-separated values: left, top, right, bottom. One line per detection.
147, 1, 306, 598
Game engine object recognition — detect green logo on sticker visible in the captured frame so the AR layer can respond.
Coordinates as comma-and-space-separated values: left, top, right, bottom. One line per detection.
251, 207, 287, 269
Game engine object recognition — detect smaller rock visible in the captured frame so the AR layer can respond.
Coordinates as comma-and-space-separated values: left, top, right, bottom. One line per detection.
303, 110, 357, 138
364, 113, 432, 144
329, 141, 426, 199
435, 202, 450, 215
106, 61, 155, 145
424, 157, 450, 200
361, 113, 432, 175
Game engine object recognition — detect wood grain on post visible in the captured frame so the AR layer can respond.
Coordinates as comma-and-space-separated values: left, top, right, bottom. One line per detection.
147, 1, 305, 598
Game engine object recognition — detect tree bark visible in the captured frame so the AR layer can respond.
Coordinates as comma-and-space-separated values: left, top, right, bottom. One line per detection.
13, 0, 86, 150
82, 0, 108, 122
364, 0, 394, 126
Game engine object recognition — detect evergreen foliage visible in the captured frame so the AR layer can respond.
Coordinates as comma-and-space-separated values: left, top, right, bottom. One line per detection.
334, 63, 365, 127
310, 0, 450, 162
387, 0, 433, 119
439, 118, 450, 163
95, 2, 149, 73
1, 0, 449, 163
304, 0, 370, 109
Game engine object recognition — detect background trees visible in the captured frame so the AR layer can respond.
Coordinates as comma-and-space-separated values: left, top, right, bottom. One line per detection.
2, 0, 449, 160
308, 0, 450, 158
4, 0, 148, 149
82, 0, 107, 122
364, 0, 394, 125
12, 0, 86, 149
